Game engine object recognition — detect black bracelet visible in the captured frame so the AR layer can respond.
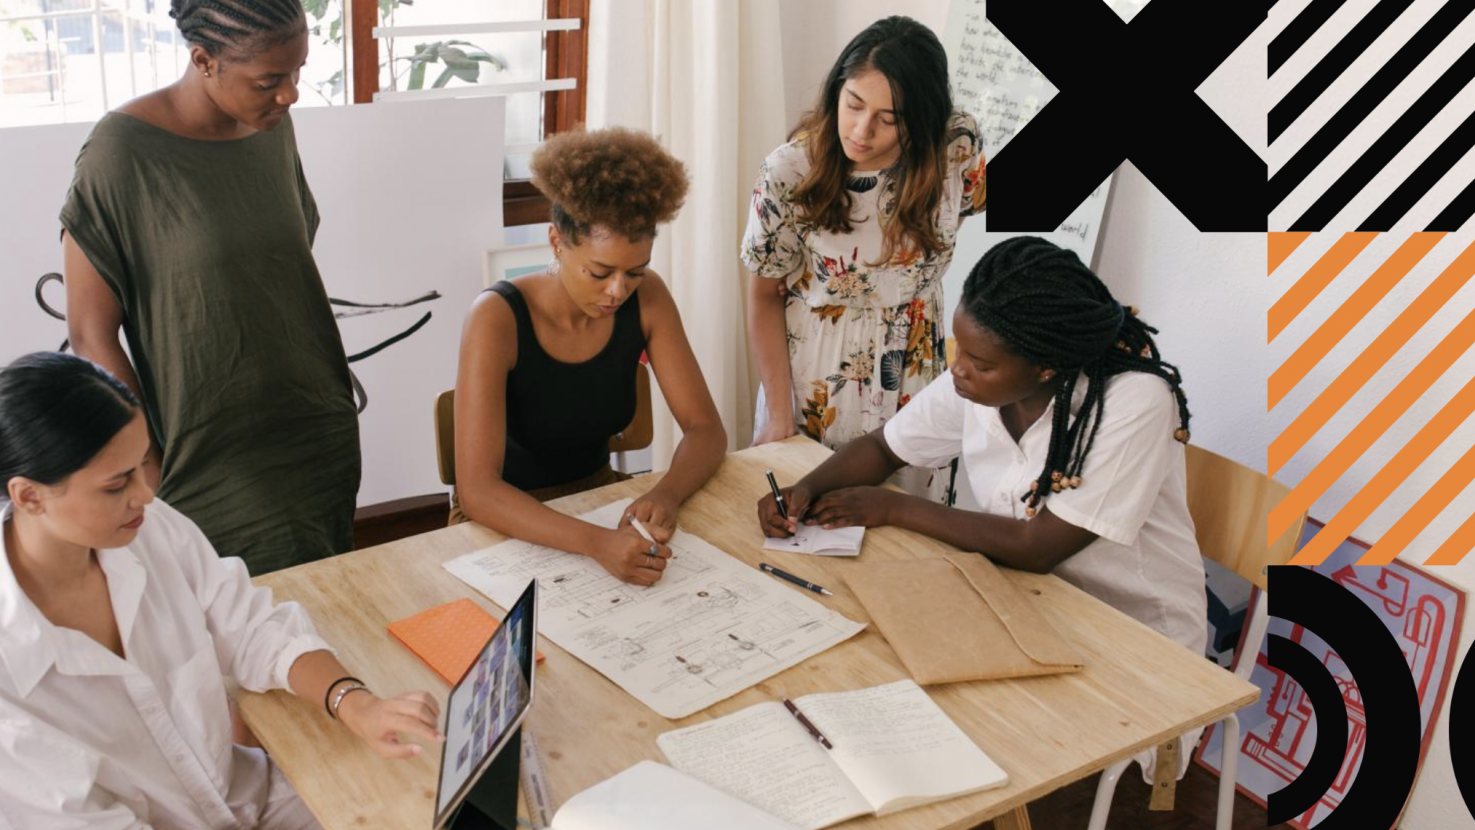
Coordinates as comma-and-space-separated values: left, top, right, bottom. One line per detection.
324, 676, 363, 719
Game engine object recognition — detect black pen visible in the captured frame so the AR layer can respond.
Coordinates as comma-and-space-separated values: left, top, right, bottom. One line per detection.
765, 469, 790, 521
760, 562, 833, 597
784, 698, 834, 750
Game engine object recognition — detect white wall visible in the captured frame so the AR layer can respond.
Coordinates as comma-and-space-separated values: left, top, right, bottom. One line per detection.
777, 0, 950, 133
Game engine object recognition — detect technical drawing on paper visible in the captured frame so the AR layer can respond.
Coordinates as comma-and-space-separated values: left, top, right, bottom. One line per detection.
444, 499, 865, 719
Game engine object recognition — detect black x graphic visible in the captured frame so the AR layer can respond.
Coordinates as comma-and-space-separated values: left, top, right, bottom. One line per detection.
988, 0, 1271, 232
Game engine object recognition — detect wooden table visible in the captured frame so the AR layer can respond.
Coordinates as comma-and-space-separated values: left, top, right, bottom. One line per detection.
238, 437, 1259, 830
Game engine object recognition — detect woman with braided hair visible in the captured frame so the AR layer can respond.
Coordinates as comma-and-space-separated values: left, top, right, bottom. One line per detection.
60, 0, 360, 575
758, 236, 1208, 777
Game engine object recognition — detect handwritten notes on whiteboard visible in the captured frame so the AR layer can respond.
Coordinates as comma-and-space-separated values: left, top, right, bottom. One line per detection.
938, 0, 1145, 310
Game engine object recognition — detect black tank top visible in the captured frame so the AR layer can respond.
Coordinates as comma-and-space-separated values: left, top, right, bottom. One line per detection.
488, 280, 646, 491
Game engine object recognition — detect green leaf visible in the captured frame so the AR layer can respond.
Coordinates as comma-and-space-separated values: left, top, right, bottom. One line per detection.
408, 56, 427, 90
431, 66, 455, 89
329, 16, 341, 43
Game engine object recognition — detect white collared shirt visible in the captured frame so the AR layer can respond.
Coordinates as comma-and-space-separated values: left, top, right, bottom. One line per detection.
0, 499, 332, 829
884, 372, 1208, 655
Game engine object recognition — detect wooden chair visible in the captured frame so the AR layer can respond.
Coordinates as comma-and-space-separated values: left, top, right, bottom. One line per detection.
434, 362, 653, 487
1086, 444, 1308, 830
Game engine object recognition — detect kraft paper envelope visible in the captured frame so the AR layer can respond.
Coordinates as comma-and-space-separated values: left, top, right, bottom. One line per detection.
844, 553, 1084, 685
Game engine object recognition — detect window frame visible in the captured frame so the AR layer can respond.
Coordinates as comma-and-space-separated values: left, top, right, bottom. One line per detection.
347, 0, 587, 227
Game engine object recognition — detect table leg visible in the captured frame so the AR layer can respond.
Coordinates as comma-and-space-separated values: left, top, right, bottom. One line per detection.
993, 805, 1033, 830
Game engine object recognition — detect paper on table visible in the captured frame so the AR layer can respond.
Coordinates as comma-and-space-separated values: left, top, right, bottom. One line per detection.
801, 680, 1008, 814
550, 760, 801, 830
656, 703, 873, 830
762, 524, 866, 557
443, 499, 865, 718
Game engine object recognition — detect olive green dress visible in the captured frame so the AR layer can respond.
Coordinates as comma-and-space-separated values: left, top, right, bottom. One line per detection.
60, 111, 360, 573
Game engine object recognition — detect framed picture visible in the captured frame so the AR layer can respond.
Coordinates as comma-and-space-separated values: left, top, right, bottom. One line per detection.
483, 244, 553, 287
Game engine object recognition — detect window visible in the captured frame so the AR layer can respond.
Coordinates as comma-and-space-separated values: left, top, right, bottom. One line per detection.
1, 0, 588, 225
349, 0, 587, 225
0, 0, 345, 126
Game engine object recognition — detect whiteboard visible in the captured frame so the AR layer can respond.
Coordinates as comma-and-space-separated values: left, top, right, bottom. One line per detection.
938, 0, 1145, 312
0, 98, 504, 507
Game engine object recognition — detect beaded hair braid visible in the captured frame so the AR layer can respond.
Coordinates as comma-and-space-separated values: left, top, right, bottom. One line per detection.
960, 236, 1191, 518
170, 0, 304, 57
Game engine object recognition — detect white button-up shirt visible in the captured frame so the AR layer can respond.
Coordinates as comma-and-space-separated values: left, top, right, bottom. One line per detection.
884, 371, 1208, 655
0, 499, 332, 829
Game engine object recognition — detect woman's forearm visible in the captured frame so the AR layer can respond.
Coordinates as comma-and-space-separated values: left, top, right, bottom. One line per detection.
645, 420, 727, 506
796, 432, 901, 497
747, 274, 795, 423
460, 477, 607, 558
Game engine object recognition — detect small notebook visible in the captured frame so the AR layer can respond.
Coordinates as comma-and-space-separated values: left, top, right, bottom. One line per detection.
762, 524, 866, 556
386, 598, 542, 685
547, 761, 800, 830
844, 553, 1084, 685
657, 680, 1006, 830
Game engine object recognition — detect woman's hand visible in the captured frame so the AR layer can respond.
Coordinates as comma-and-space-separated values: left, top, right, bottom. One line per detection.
753, 417, 796, 446
619, 491, 678, 542
336, 690, 444, 760
806, 486, 899, 530
592, 526, 672, 586
757, 484, 815, 537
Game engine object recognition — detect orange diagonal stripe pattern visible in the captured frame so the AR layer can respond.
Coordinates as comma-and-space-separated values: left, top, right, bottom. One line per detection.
1361, 440, 1475, 566
1269, 304, 1475, 544
1291, 372, 1475, 565
1267, 233, 1377, 343
1268, 233, 1444, 410
1427, 511, 1475, 565
1269, 232, 1312, 275
1268, 237, 1475, 476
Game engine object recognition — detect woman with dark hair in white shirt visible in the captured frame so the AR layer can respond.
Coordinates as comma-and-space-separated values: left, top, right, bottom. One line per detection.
758, 236, 1207, 783
0, 352, 442, 829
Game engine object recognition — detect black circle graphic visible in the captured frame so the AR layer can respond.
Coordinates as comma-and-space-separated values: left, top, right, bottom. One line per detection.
1266, 633, 1348, 822
1449, 640, 1474, 816
1268, 565, 1421, 828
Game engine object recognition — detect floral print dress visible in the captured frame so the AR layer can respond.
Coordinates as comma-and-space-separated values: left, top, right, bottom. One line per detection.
742, 109, 987, 498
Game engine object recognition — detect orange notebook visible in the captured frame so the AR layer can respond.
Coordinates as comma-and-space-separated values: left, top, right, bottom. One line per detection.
387, 598, 543, 685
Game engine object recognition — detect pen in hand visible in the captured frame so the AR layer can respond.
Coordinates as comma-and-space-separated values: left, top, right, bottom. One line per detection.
765, 469, 791, 523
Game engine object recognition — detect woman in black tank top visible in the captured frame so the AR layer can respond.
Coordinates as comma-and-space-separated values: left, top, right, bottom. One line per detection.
451, 128, 727, 587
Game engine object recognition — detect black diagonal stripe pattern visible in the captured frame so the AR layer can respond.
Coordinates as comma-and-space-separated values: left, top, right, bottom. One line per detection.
1270, 0, 1475, 231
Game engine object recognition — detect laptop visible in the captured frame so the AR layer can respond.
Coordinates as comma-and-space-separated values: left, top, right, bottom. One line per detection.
432, 579, 538, 830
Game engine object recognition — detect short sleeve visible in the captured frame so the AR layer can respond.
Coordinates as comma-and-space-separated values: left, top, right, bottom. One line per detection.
949, 111, 987, 218
882, 373, 968, 468
740, 145, 806, 279
150, 501, 334, 693
1046, 374, 1181, 546
58, 123, 134, 307
285, 115, 320, 245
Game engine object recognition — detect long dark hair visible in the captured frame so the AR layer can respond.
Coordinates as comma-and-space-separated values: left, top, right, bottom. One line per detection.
790, 16, 953, 266
961, 237, 1192, 517
0, 352, 140, 497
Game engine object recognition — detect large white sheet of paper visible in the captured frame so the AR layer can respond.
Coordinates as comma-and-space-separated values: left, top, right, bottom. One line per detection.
443, 500, 865, 719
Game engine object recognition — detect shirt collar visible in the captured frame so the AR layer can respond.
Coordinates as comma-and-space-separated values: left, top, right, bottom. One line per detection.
983, 371, 1093, 447
0, 503, 148, 697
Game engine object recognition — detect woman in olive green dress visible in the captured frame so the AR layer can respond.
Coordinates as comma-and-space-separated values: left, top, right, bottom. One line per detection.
61, 0, 358, 574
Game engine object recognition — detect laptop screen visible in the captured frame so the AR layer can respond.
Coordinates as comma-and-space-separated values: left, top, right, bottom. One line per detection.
433, 580, 537, 827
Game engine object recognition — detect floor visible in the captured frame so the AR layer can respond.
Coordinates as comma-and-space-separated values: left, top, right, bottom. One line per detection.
984, 762, 1284, 829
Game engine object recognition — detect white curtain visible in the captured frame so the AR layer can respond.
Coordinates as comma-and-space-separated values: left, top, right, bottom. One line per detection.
586, 0, 789, 468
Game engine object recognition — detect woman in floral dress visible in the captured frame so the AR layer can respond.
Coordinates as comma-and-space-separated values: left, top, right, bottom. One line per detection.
744, 16, 986, 498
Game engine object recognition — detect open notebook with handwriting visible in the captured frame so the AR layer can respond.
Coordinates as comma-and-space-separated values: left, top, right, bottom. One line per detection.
657, 680, 1007, 830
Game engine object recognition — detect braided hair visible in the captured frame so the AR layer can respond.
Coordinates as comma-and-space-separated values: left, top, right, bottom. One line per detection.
961, 236, 1191, 517
170, 0, 305, 57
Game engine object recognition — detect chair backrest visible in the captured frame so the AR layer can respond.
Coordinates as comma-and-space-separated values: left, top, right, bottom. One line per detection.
1184, 444, 1306, 592
434, 362, 653, 486
435, 389, 456, 486
609, 362, 653, 453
